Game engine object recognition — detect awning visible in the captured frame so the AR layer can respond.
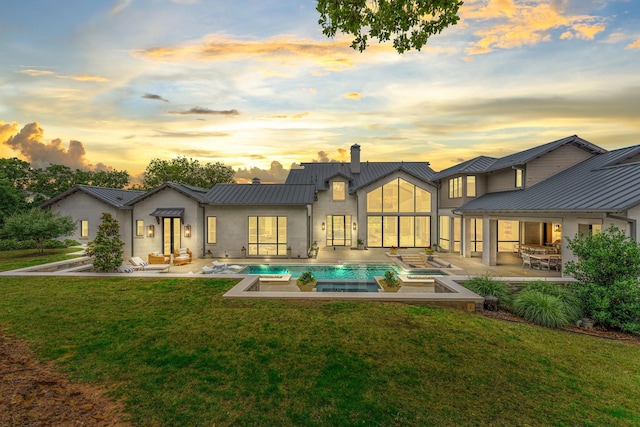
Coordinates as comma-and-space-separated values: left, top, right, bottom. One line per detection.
149, 207, 185, 218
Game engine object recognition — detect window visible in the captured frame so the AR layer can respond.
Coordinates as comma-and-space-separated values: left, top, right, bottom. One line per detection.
515, 168, 524, 188
136, 220, 144, 237
80, 220, 89, 238
470, 218, 483, 252
449, 177, 462, 198
248, 216, 287, 256
438, 216, 450, 250
498, 220, 519, 252
466, 176, 476, 197
332, 181, 346, 201
207, 216, 217, 244
366, 178, 431, 213
326, 215, 352, 246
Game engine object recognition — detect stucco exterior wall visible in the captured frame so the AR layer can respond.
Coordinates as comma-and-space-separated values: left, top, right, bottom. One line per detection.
314, 177, 358, 249
203, 204, 310, 259
526, 144, 593, 187
131, 188, 203, 259
47, 191, 132, 254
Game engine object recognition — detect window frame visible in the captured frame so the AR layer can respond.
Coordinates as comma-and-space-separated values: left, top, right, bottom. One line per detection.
135, 220, 144, 237
448, 176, 462, 199
80, 220, 89, 238
515, 168, 524, 188
332, 181, 346, 201
466, 176, 476, 197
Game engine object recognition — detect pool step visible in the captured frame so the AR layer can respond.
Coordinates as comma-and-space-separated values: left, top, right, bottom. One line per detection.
400, 254, 428, 268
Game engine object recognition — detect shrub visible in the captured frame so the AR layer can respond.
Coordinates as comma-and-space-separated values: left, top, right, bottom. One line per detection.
297, 271, 316, 285
85, 212, 124, 272
63, 239, 81, 247
572, 278, 640, 335
520, 280, 582, 323
43, 239, 66, 249
382, 270, 399, 287
464, 275, 511, 308
513, 290, 569, 328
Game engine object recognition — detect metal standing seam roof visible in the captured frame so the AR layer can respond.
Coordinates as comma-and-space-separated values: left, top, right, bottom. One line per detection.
285, 162, 436, 191
39, 184, 145, 209
431, 156, 497, 180
206, 184, 317, 205
455, 145, 640, 214
125, 182, 210, 205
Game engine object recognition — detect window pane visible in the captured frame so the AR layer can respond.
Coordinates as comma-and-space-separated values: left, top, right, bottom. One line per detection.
258, 217, 277, 243
383, 216, 398, 247
333, 182, 345, 201
173, 218, 181, 250
498, 220, 519, 252
415, 216, 430, 247
136, 220, 144, 237
453, 217, 461, 253
81, 220, 89, 237
326, 215, 333, 246
163, 218, 171, 254
248, 217, 257, 243
515, 169, 523, 188
278, 216, 287, 246
439, 216, 450, 250
367, 216, 382, 247
367, 187, 382, 212
207, 217, 217, 244
399, 216, 414, 247
399, 179, 414, 212
415, 187, 431, 212
383, 179, 398, 212
466, 176, 476, 197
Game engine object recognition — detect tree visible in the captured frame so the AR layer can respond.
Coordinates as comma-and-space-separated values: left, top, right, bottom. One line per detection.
85, 212, 124, 272
2, 209, 76, 254
317, 0, 463, 53
0, 176, 27, 224
142, 156, 235, 190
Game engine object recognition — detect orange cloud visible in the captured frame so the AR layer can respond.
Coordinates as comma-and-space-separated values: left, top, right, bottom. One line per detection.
463, 0, 606, 55
133, 34, 394, 72
344, 92, 363, 100
19, 68, 108, 82
628, 39, 640, 49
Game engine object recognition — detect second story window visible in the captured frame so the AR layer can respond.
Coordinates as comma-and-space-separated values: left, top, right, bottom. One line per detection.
466, 176, 476, 197
515, 168, 524, 188
449, 177, 462, 198
333, 181, 346, 201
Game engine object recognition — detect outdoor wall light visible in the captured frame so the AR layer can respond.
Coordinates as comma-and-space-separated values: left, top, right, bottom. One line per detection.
147, 225, 155, 238
353, 222, 357, 230
321, 222, 325, 230
184, 224, 192, 238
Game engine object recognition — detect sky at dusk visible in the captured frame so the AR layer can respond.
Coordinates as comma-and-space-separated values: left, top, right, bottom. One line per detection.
1, 0, 639, 184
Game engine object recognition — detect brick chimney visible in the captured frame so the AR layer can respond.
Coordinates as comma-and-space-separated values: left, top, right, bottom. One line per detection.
350, 144, 361, 174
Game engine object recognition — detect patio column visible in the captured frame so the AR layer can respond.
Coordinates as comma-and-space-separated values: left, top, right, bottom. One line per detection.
482, 218, 498, 266
462, 216, 472, 258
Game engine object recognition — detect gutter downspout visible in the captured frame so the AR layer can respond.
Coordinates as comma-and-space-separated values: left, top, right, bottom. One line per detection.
606, 213, 637, 242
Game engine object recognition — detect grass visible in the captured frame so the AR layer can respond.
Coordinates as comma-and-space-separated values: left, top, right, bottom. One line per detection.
0, 254, 639, 426
0, 247, 81, 272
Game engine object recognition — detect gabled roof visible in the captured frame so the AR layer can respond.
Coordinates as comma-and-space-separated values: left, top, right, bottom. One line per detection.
206, 184, 316, 205
485, 135, 605, 172
455, 144, 640, 214
431, 156, 497, 180
126, 182, 210, 205
285, 162, 435, 192
39, 184, 145, 209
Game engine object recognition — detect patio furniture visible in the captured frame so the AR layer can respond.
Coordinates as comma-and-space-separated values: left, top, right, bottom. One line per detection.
173, 248, 192, 266
522, 253, 541, 269
129, 257, 170, 272
540, 255, 561, 271
117, 262, 135, 273
148, 252, 171, 264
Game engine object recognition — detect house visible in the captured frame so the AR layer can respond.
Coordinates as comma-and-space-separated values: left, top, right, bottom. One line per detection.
40, 136, 640, 273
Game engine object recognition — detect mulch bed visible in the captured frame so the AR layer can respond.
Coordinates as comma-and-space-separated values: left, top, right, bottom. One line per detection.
0, 332, 132, 427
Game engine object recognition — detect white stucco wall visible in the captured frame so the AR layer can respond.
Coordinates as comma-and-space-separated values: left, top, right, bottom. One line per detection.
314, 177, 358, 249
131, 188, 203, 259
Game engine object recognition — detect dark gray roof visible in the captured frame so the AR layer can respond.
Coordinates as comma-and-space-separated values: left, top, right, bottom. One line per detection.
39, 184, 145, 209
206, 184, 316, 205
149, 207, 185, 217
485, 135, 605, 172
285, 162, 435, 192
431, 156, 497, 180
126, 182, 210, 205
455, 145, 640, 214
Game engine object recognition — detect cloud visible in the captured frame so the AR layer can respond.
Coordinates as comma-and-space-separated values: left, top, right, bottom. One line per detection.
110, 0, 132, 16
628, 39, 640, 49
1, 122, 101, 170
312, 148, 348, 163
19, 68, 108, 82
20, 69, 55, 77
235, 161, 294, 184
168, 107, 239, 115
463, 0, 607, 55
132, 34, 395, 73
142, 93, 170, 102
153, 130, 230, 138
264, 112, 309, 119
344, 92, 363, 100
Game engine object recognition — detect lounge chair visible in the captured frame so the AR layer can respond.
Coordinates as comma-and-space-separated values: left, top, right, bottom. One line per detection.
117, 262, 135, 273
540, 255, 561, 271
173, 248, 192, 266
129, 257, 170, 272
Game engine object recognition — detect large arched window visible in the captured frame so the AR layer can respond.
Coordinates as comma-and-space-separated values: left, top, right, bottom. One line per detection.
366, 178, 431, 248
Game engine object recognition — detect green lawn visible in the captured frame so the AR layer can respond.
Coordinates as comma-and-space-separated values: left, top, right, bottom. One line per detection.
0, 247, 81, 272
0, 257, 639, 425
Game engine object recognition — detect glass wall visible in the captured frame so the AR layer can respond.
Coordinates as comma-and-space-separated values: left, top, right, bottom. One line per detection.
366, 178, 431, 248
326, 215, 352, 246
498, 220, 519, 252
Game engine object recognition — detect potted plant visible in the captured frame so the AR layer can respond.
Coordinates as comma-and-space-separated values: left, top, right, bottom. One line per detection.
425, 245, 435, 255
296, 271, 316, 291
378, 270, 400, 292
357, 238, 364, 250
287, 246, 292, 258
241, 246, 246, 258
389, 245, 398, 255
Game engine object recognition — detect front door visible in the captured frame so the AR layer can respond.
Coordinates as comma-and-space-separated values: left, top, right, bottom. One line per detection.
326, 215, 352, 246
163, 217, 181, 254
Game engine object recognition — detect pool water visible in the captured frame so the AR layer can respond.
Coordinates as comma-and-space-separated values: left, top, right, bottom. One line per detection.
315, 281, 381, 292
239, 263, 444, 281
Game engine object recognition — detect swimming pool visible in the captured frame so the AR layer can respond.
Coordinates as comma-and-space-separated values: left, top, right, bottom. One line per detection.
238, 263, 444, 281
